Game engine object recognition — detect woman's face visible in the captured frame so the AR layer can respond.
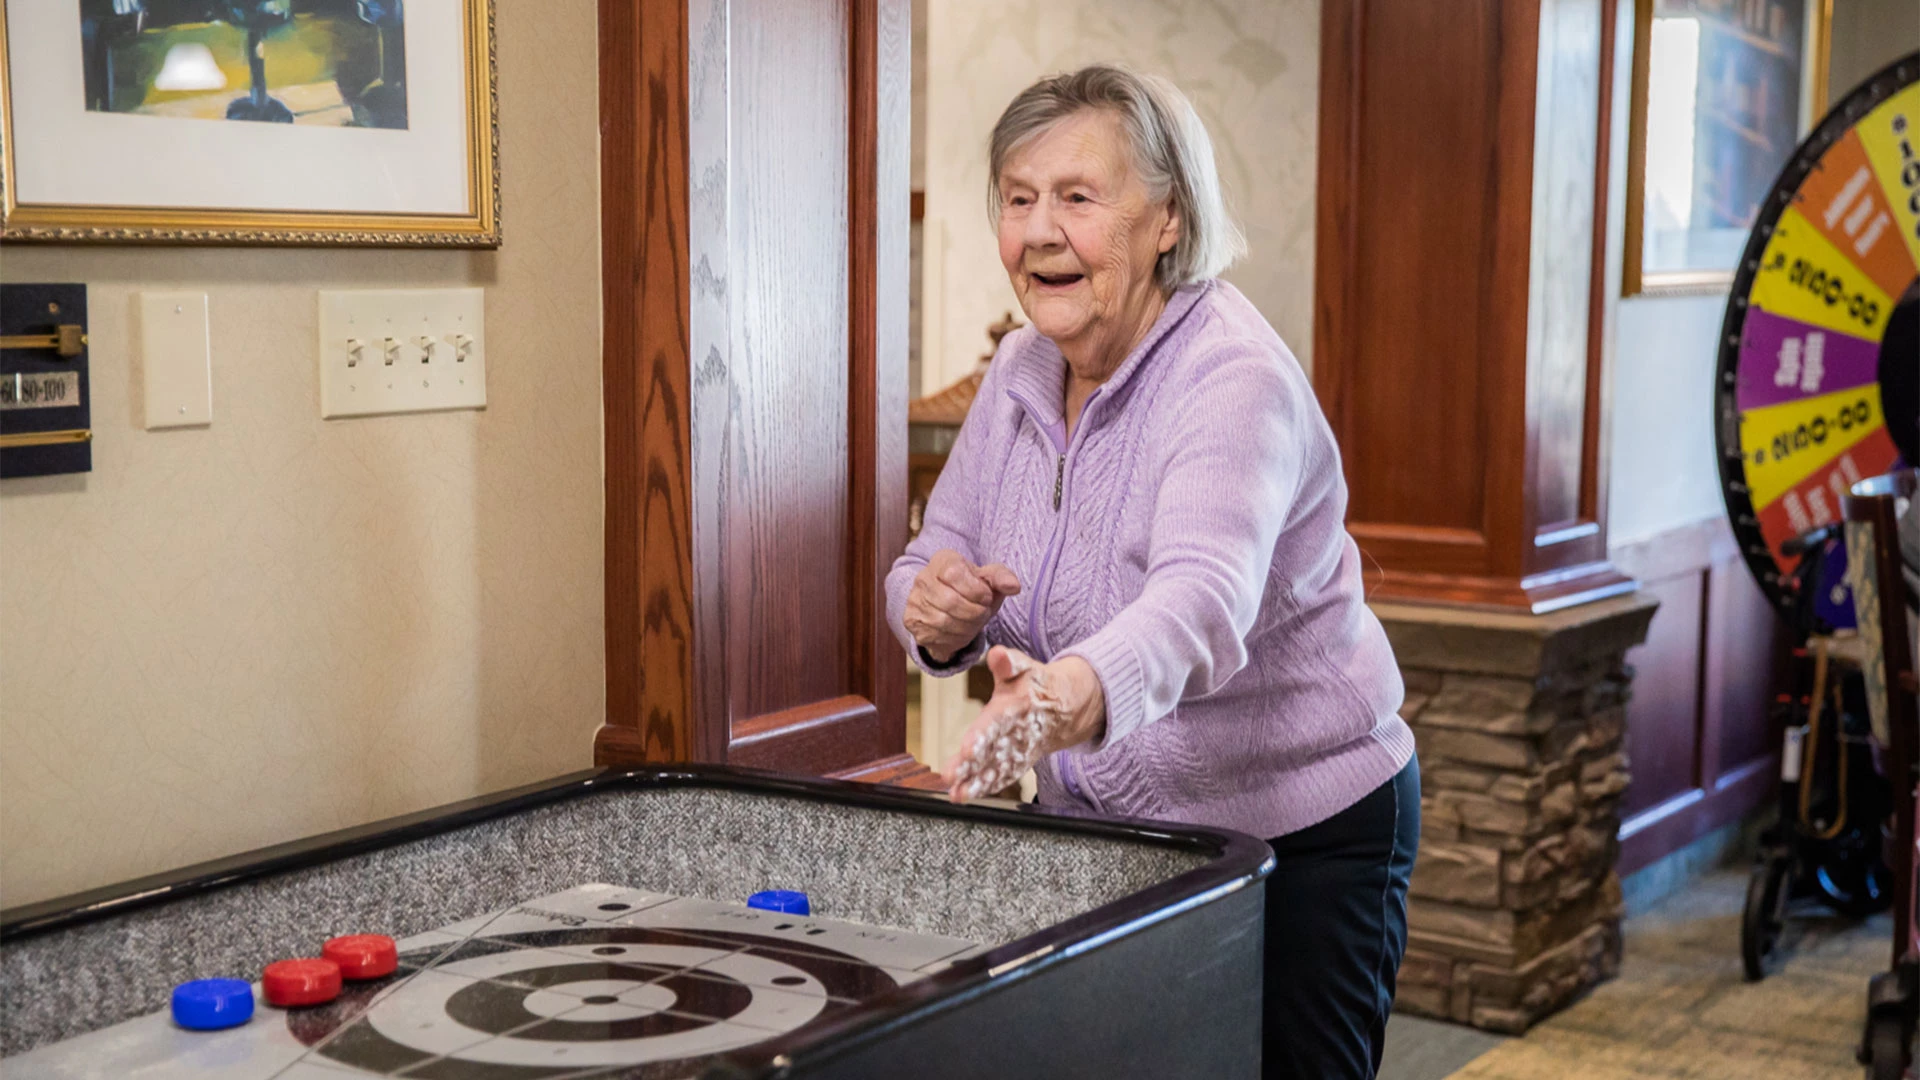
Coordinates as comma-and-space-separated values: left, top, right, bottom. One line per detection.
996, 110, 1181, 363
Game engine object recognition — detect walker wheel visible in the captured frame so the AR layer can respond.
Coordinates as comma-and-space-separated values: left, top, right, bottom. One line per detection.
1865, 1012, 1909, 1080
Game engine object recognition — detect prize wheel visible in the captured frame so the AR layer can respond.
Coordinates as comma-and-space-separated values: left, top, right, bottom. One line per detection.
1717, 51, 1920, 626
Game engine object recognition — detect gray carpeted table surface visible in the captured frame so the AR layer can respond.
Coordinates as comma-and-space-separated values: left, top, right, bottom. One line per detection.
1, 786, 1209, 1057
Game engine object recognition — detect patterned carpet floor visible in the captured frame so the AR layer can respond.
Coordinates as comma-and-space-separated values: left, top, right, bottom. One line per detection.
1447, 869, 1890, 1079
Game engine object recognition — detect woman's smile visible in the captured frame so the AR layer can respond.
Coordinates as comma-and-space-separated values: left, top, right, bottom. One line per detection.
1030, 270, 1086, 290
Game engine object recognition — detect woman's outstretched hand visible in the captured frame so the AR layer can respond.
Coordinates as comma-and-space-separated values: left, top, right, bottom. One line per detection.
903, 550, 1021, 663
943, 646, 1106, 803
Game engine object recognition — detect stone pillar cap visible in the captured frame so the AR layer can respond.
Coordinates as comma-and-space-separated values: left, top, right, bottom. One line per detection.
1370, 592, 1658, 678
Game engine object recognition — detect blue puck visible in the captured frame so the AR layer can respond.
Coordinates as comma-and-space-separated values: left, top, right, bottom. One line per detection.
171, 978, 254, 1031
747, 889, 811, 915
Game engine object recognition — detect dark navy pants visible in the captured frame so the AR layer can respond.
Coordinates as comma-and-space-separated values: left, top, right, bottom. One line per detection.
1262, 756, 1420, 1080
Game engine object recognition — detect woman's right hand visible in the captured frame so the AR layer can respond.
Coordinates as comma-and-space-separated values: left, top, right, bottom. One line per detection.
903, 550, 1021, 663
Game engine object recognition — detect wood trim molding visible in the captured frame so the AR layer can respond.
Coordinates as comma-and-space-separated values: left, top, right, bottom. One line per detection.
829, 753, 946, 790
850, 0, 911, 765
1610, 516, 1741, 584
1311, 0, 1363, 460
1367, 563, 1638, 615
1619, 756, 1775, 873
596, 0, 697, 765
728, 696, 883, 773
1578, 0, 1625, 532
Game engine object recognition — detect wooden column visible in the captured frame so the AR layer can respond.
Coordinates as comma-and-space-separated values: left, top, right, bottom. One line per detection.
1314, 0, 1635, 613
597, 0, 922, 783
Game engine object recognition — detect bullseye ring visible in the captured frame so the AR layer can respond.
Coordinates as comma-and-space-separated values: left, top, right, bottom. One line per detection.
301, 927, 858, 1075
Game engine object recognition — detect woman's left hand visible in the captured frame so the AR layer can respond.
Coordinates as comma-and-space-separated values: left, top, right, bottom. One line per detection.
943, 646, 1106, 803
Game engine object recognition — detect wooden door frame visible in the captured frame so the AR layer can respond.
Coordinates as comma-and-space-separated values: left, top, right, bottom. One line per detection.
595, 0, 915, 779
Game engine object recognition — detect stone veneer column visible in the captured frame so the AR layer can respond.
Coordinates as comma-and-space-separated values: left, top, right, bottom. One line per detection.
1375, 594, 1657, 1034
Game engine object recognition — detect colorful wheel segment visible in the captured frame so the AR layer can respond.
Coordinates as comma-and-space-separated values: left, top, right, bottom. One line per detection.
1718, 52, 1920, 624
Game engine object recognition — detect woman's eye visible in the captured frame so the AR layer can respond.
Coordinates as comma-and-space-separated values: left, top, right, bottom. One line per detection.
1067, 193, 1089, 204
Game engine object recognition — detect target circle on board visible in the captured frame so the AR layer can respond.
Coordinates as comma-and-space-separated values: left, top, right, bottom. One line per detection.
289, 926, 890, 1077
1716, 51, 1920, 623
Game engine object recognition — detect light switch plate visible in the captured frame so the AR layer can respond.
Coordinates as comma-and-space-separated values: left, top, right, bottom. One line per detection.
139, 291, 212, 429
317, 288, 486, 419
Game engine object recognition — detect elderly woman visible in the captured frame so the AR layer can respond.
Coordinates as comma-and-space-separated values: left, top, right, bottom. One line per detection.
885, 66, 1418, 1079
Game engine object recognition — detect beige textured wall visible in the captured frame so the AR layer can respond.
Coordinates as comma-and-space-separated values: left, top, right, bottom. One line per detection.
919, 0, 1320, 392
0, 0, 603, 907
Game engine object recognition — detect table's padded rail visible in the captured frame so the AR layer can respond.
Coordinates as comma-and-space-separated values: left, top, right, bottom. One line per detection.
0, 786, 1205, 1057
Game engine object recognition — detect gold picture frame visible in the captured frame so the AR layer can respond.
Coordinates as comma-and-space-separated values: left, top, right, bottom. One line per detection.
1623, 0, 1830, 296
0, 0, 499, 247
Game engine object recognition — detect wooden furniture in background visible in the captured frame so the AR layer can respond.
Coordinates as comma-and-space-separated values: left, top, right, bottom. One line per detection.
1314, 0, 1635, 613
598, 0, 925, 785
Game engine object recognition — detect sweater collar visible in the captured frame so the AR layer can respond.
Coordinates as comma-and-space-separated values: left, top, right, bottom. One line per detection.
1000, 280, 1212, 430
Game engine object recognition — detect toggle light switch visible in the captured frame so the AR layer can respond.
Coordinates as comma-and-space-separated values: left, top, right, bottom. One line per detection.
317, 289, 485, 419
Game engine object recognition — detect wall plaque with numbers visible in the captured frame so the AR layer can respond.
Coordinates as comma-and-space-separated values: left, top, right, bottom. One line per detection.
0, 371, 81, 410
0, 283, 91, 479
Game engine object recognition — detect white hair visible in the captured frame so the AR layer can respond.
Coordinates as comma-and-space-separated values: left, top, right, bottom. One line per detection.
987, 64, 1246, 290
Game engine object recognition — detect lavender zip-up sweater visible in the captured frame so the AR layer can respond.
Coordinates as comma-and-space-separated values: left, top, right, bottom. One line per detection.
886, 279, 1415, 840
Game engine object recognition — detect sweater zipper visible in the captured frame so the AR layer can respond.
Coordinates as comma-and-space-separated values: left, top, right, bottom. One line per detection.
1022, 390, 1103, 806
1024, 392, 1098, 659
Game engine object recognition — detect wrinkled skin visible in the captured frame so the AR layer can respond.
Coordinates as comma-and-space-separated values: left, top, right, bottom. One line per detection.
942, 646, 1104, 803
995, 108, 1182, 432
902, 550, 1021, 664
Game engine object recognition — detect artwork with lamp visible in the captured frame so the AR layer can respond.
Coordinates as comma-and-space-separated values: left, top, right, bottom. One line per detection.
0, 0, 496, 245
78, 1, 408, 129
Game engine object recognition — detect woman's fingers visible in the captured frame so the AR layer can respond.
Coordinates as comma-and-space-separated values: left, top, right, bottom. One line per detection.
940, 651, 1102, 805
943, 709, 994, 801
905, 568, 993, 653
907, 554, 1018, 657
937, 560, 997, 606
985, 644, 1036, 684
978, 564, 1022, 597
943, 662, 1050, 803
922, 575, 989, 623
907, 589, 986, 652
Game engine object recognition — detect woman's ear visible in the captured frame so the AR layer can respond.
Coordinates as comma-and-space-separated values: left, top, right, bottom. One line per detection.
1156, 202, 1182, 256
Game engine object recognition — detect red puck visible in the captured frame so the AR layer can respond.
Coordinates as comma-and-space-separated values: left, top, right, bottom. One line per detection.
262, 958, 341, 1007
322, 934, 398, 980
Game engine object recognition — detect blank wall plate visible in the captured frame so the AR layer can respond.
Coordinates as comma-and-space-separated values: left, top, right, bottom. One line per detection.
317, 288, 486, 419
140, 291, 212, 429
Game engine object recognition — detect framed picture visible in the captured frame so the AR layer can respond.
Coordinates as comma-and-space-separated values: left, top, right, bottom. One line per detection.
0, 0, 497, 246
1624, 0, 1831, 295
